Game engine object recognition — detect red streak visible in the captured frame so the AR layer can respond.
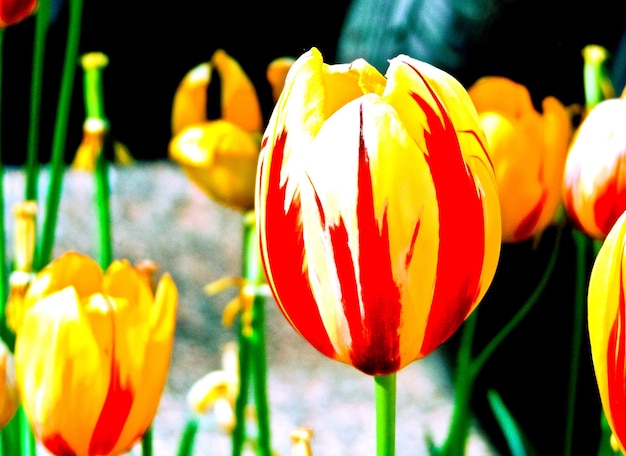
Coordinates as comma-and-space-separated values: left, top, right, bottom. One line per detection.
89, 300, 134, 455
513, 189, 546, 241
607, 251, 626, 442
259, 131, 336, 358
406, 64, 487, 356
43, 434, 77, 456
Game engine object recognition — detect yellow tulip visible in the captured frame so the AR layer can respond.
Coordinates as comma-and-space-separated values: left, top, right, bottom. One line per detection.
468, 76, 571, 243
588, 210, 626, 452
14, 252, 178, 456
256, 47, 501, 375
169, 49, 294, 211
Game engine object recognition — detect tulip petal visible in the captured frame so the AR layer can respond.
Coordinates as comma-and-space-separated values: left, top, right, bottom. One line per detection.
589, 211, 626, 452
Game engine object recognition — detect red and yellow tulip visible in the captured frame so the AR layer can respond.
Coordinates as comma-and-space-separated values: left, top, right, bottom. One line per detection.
563, 89, 626, 239
588, 210, 626, 452
0, 0, 37, 28
468, 76, 571, 243
169, 50, 293, 212
256, 47, 501, 376
14, 252, 178, 456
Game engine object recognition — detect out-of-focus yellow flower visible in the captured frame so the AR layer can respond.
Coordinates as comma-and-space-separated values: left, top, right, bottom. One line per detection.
588, 210, 626, 453
14, 252, 178, 456
563, 89, 626, 240
0, 0, 37, 28
267, 57, 296, 103
5, 201, 38, 333
256, 47, 501, 375
72, 52, 133, 172
291, 427, 314, 456
468, 76, 572, 243
187, 341, 239, 433
169, 49, 293, 211
0, 340, 18, 430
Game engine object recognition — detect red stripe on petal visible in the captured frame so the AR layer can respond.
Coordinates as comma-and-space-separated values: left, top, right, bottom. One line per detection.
513, 189, 546, 241
334, 106, 401, 375
407, 67, 486, 356
260, 131, 336, 358
594, 155, 626, 236
89, 362, 133, 454
607, 254, 626, 443
43, 434, 77, 456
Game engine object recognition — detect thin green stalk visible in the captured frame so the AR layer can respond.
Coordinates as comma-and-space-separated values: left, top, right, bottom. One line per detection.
232, 320, 251, 456
375, 373, 396, 456
141, 425, 153, 456
0, 29, 8, 340
439, 309, 478, 456
237, 210, 271, 456
24, 0, 51, 201
471, 227, 563, 373
81, 52, 113, 269
564, 230, 590, 456
582, 45, 615, 111
438, 226, 562, 456
34, 0, 83, 270
176, 417, 199, 456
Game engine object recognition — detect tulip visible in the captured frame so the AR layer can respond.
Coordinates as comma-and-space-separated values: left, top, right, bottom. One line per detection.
0, 340, 18, 429
169, 50, 294, 212
563, 89, 626, 240
468, 76, 572, 242
0, 0, 37, 28
588, 210, 626, 452
14, 251, 178, 456
256, 47, 501, 376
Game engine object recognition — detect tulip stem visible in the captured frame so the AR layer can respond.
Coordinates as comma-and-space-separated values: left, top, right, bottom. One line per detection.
232, 211, 272, 456
24, 0, 51, 201
375, 373, 396, 456
563, 229, 590, 456
34, 0, 83, 270
439, 226, 563, 456
81, 53, 113, 269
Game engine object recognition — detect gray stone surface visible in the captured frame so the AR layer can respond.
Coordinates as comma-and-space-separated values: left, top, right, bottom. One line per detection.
3, 161, 498, 455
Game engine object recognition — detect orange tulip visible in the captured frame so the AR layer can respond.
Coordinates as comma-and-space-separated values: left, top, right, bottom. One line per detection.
256, 47, 501, 376
563, 90, 626, 239
468, 76, 571, 242
588, 210, 626, 452
0, 0, 37, 28
14, 252, 178, 456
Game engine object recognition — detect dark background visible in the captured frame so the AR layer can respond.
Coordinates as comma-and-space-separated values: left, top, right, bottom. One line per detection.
2, 1, 626, 455
1, 0, 625, 166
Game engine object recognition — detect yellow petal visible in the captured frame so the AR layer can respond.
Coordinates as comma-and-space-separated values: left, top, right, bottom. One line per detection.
169, 121, 260, 210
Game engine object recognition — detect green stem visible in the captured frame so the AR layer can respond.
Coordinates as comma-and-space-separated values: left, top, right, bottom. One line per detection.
239, 210, 271, 456
24, 0, 51, 201
439, 226, 563, 456
142, 425, 153, 456
439, 308, 478, 456
176, 417, 199, 456
81, 53, 113, 269
582, 44, 615, 111
0, 29, 9, 344
95, 147, 112, 268
34, 0, 83, 270
375, 373, 397, 456
232, 316, 251, 456
564, 230, 590, 456
472, 226, 563, 373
